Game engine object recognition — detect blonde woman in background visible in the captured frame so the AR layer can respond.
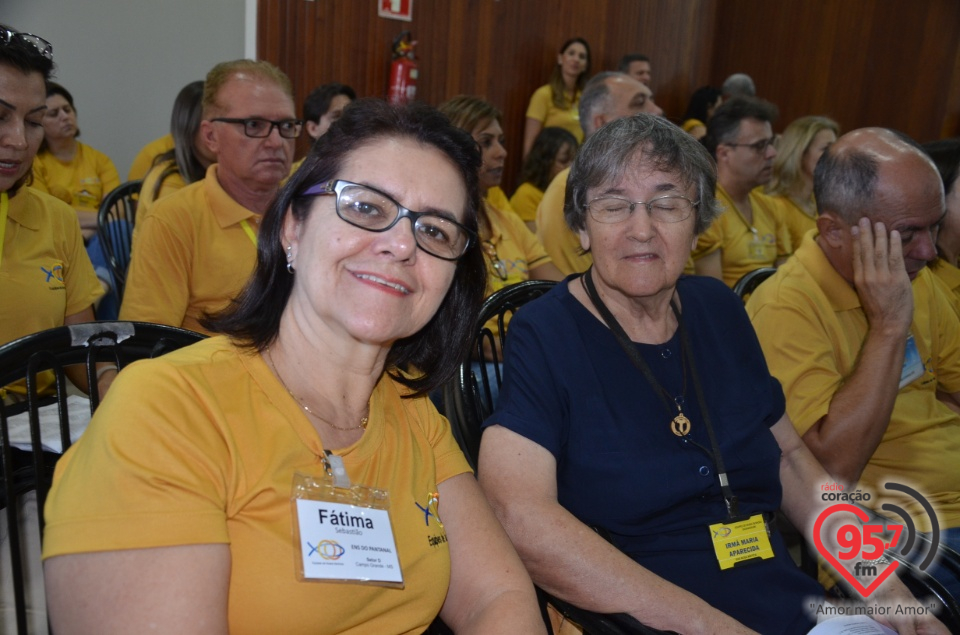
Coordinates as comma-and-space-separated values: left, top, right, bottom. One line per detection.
765, 115, 839, 249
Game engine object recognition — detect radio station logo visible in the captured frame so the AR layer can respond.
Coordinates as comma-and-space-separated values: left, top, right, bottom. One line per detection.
814, 482, 939, 597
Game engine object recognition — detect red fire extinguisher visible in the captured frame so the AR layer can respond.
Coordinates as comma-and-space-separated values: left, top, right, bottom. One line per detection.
388, 31, 418, 105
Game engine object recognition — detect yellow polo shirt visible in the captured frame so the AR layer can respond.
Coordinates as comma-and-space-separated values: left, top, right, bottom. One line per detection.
44, 336, 470, 634
127, 134, 175, 181
1, 187, 103, 395
120, 164, 260, 334
746, 234, 960, 530
930, 258, 960, 310
509, 182, 543, 224
694, 185, 792, 288
535, 168, 592, 276
135, 159, 187, 238
769, 194, 818, 254
32, 142, 121, 213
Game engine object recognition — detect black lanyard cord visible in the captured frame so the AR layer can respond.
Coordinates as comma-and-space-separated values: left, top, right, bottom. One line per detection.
581, 269, 740, 519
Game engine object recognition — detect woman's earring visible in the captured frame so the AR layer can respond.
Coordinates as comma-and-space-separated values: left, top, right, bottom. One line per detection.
285, 245, 295, 274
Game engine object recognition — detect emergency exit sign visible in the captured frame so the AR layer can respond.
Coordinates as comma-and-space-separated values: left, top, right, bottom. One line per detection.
379, 0, 413, 21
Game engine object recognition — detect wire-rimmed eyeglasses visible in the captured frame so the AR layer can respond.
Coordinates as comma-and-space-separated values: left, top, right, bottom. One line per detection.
586, 195, 699, 225
210, 117, 303, 139
300, 179, 475, 261
0, 26, 52, 60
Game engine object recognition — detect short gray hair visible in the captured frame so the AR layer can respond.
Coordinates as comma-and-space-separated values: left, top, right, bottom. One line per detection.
722, 73, 756, 98
578, 71, 622, 138
564, 114, 722, 235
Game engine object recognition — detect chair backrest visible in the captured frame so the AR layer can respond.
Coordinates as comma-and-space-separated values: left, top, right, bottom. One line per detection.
443, 280, 556, 470
732, 266, 777, 301
0, 321, 204, 635
96, 180, 142, 300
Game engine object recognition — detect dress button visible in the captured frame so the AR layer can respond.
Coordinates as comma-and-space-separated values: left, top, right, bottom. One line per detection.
699, 465, 711, 477
661, 348, 672, 359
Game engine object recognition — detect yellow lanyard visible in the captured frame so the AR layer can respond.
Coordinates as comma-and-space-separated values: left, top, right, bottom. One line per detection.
0, 192, 8, 271
240, 218, 258, 246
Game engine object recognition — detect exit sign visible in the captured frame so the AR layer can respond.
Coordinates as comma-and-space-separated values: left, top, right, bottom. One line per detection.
379, 0, 413, 21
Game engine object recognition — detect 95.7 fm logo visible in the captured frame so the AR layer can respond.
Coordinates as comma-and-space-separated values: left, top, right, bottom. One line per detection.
813, 482, 940, 597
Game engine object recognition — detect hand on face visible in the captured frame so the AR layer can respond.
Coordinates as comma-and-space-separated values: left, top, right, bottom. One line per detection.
850, 217, 914, 338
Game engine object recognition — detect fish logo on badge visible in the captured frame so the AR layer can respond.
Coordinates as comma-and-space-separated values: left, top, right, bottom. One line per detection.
308, 539, 345, 560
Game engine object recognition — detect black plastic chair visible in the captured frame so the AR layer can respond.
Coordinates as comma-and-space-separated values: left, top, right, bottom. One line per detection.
96, 179, 142, 300
732, 266, 776, 301
0, 321, 204, 635
442, 280, 556, 471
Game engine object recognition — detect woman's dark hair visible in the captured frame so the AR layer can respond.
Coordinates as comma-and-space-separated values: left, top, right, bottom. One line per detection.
548, 37, 591, 109
1, 24, 54, 196
208, 98, 486, 397
683, 86, 722, 124
151, 80, 206, 199
520, 127, 578, 191
303, 82, 357, 123
0, 24, 54, 79
922, 138, 960, 196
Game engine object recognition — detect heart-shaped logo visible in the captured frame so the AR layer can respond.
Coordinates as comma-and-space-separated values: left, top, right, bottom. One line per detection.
813, 503, 900, 597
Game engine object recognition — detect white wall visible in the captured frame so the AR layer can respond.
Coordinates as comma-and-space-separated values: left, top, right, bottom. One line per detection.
5, 0, 253, 178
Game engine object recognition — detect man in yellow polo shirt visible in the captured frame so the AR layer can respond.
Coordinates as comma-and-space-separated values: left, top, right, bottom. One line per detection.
746, 129, 960, 595
120, 60, 298, 334
535, 71, 662, 276
693, 97, 791, 287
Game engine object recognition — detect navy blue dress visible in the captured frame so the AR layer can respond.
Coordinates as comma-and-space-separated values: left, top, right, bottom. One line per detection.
484, 275, 822, 634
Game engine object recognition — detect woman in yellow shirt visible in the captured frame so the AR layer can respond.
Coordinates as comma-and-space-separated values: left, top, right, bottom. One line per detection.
510, 126, 578, 231
765, 116, 839, 249
31, 82, 120, 240
138, 80, 214, 220
522, 38, 590, 159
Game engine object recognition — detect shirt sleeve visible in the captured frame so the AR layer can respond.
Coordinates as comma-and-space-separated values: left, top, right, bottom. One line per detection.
484, 306, 567, 459
97, 150, 122, 199
43, 359, 231, 558
59, 203, 105, 315
525, 85, 551, 123
693, 216, 722, 259
747, 292, 837, 436
409, 394, 473, 483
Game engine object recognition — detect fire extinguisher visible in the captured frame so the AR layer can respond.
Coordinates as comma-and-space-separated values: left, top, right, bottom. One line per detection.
388, 31, 418, 105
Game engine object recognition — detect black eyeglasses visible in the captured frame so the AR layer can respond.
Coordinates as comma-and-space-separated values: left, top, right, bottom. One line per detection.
723, 135, 779, 153
300, 180, 475, 261
0, 27, 52, 60
210, 117, 303, 139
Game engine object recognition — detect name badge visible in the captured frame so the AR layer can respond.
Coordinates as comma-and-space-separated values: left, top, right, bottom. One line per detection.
899, 334, 924, 389
709, 513, 775, 570
291, 471, 404, 588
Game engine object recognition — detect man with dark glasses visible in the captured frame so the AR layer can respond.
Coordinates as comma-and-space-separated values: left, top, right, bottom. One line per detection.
120, 59, 299, 333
